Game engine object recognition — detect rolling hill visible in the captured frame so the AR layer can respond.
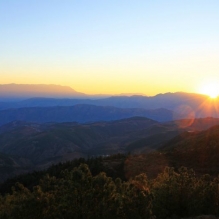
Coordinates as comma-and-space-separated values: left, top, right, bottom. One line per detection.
1, 117, 219, 182
0, 117, 159, 181
125, 124, 219, 179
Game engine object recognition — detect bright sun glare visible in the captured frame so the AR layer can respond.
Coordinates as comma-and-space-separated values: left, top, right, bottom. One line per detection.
199, 82, 219, 98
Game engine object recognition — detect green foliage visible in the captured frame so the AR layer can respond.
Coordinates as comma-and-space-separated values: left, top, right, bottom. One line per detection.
152, 167, 219, 218
1, 156, 219, 218
0, 154, 126, 195
0, 163, 153, 219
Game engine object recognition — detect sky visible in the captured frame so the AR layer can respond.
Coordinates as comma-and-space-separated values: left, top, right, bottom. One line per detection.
1, 0, 219, 96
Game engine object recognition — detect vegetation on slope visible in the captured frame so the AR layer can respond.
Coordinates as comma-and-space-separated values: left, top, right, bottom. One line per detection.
1, 158, 219, 218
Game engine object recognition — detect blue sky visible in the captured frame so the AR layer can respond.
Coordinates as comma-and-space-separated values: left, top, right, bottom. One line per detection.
1, 0, 219, 95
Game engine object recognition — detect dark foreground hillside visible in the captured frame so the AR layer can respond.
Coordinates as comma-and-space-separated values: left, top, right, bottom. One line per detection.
1, 118, 219, 218
1, 156, 219, 219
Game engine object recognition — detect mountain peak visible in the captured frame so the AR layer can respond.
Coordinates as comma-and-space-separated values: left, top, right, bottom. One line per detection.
0, 84, 86, 99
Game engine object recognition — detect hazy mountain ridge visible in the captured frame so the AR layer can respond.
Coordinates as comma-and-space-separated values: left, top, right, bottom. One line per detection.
0, 91, 211, 110
0, 90, 218, 120
0, 84, 86, 100
0, 104, 173, 125
0, 89, 219, 128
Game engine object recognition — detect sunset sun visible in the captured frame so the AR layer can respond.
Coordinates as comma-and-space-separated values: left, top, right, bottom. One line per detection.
199, 82, 219, 98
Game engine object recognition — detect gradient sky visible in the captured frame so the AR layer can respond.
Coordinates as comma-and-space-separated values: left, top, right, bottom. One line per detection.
1, 0, 219, 96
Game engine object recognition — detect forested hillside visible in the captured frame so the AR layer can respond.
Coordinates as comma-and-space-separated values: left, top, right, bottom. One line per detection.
1, 155, 219, 219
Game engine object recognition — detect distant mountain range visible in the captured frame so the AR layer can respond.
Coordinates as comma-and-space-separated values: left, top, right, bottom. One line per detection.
0, 84, 218, 136
0, 84, 217, 111
0, 89, 212, 110
0, 92, 219, 123
0, 104, 173, 125
0, 84, 87, 100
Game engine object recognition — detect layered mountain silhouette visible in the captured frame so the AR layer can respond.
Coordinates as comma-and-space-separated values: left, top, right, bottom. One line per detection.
0, 105, 173, 125
0, 84, 219, 120
0, 91, 213, 110
1, 84, 219, 183
0, 98, 218, 125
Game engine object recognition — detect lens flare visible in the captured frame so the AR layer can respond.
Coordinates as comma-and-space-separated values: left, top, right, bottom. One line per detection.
173, 105, 195, 128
